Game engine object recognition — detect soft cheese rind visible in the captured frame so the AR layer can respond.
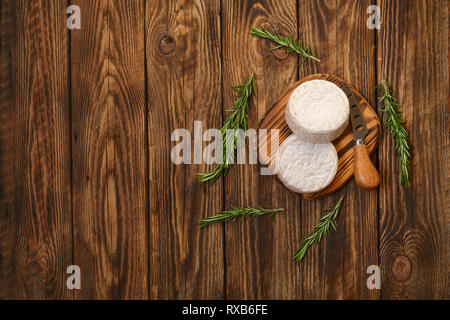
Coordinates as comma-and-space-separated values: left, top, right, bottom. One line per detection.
277, 134, 338, 193
286, 80, 349, 143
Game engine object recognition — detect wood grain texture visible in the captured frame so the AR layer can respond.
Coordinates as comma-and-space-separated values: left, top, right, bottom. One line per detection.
258, 74, 381, 200
0, 0, 447, 300
146, 0, 224, 299
377, 0, 448, 299
222, 0, 301, 299
71, 0, 148, 299
0, 0, 72, 299
298, 0, 379, 299
0, 0, 18, 299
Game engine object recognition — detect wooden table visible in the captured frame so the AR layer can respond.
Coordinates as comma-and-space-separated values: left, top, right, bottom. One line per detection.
0, 0, 447, 300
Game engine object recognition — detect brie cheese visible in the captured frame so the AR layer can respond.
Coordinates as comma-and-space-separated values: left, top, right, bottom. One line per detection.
286, 80, 349, 143
277, 134, 338, 193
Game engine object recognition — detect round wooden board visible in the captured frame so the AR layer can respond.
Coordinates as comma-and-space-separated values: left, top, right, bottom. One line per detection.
258, 74, 381, 200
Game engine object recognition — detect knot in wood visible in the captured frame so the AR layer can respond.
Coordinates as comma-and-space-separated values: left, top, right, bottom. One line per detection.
159, 35, 175, 55
27, 261, 41, 275
391, 255, 412, 282
265, 24, 289, 60
269, 42, 289, 60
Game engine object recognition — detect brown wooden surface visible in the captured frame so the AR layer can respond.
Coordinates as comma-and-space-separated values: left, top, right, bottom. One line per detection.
146, 0, 223, 299
0, 0, 72, 299
258, 73, 381, 200
71, 0, 148, 299
222, 0, 301, 299
377, 0, 448, 299
0, 0, 447, 300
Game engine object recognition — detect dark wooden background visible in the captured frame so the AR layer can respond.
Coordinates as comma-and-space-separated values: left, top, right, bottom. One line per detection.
0, 0, 447, 300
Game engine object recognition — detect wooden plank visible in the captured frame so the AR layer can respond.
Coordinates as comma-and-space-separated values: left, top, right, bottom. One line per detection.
0, 0, 17, 299
298, 0, 379, 299
71, 0, 148, 299
222, 0, 300, 299
146, 0, 224, 299
0, 0, 72, 299
377, 0, 448, 299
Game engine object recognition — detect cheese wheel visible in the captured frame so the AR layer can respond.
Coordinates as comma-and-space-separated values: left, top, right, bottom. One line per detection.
286, 80, 349, 143
277, 134, 338, 194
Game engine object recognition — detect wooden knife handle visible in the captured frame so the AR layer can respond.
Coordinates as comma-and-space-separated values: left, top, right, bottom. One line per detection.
354, 143, 380, 190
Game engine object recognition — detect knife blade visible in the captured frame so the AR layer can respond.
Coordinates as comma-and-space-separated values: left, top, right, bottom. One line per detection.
343, 85, 368, 144
342, 85, 380, 190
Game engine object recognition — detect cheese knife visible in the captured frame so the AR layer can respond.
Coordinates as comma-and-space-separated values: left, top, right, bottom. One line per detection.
343, 85, 380, 190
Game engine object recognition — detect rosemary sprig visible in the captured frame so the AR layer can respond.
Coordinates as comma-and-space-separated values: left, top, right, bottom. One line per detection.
200, 206, 284, 228
197, 73, 255, 183
250, 26, 320, 69
376, 80, 411, 186
294, 196, 344, 262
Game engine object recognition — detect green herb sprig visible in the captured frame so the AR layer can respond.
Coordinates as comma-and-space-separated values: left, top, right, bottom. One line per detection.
200, 206, 283, 228
294, 196, 344, 262
250, 27, 320, 69
376, 80, 411, 186
197, 74, 255, 183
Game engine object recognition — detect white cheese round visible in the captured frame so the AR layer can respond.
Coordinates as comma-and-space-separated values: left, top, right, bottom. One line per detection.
285, 80, 349, 143
277, 134, 338, 193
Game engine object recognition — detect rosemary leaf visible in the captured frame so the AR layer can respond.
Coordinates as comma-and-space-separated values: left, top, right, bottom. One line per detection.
197, 73, 255, 183
250, 27, 320, 68
200, 206, 284, 228
376, 80, 411, 186
294, 196, 344, 262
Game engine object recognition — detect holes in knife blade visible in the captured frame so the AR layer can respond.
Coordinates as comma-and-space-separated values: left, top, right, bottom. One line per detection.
353, 114, 360, 119
355, 125, 364, 131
